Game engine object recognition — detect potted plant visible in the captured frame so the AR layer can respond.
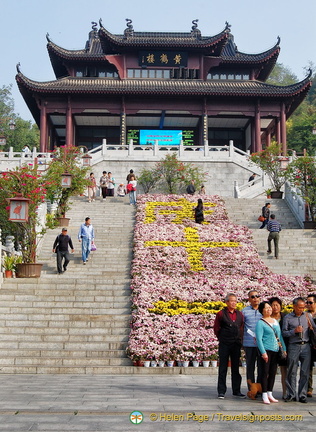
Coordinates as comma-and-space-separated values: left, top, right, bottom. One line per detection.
250, 142, 290, 198
264, 188, 272, 199
3, 254, 16, 278
287, 155, 316, 228
0, 166, 52, 277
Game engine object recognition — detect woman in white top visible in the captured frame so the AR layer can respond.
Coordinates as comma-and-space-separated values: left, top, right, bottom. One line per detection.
107, 172, 115, 197
128, 175, 137, 205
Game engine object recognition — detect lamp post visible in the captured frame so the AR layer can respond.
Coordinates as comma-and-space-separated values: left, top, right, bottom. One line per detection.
4, 172, 30, 222
78, 145, 92, 166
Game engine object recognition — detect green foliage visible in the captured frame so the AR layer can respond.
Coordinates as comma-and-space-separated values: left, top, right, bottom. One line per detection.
137, 168, 161, 194
287, 156, 316, 221
0, 84, 39, 151
43, 146, 90, 217
250, 142, 290, 191
0, 166, 51, 263
2, 254, 22, 271
266, 63, 298, 86
138, 153, 206, 194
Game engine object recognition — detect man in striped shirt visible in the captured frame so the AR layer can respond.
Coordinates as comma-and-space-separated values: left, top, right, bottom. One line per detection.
267, 214, 281, 259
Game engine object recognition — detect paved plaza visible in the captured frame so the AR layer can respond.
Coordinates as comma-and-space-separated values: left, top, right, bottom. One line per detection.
0, 373, 315, 431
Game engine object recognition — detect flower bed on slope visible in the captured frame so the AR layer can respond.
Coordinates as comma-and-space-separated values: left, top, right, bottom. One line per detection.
127, 194, 315, 362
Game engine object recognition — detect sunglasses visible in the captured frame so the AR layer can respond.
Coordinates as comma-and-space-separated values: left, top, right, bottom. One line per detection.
306, 301, 314, 305
250, 295, 260, 299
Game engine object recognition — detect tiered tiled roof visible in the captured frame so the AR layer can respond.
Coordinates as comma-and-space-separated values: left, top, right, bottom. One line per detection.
220, 36, 280, 80
98, 26, 229, 55
16, 72, 311, 100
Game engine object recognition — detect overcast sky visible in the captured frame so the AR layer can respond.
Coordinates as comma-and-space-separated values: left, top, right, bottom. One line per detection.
1, 0, 315, 122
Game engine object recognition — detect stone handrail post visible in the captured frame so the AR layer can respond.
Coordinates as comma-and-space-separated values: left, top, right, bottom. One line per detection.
204, 140, 209, 157
128, 139, 134, 156
178, 140, 184, 157
102, 139, 107, 156
229, 140, 234, 158
234, 180, 240, 198
153, 140, 159, 157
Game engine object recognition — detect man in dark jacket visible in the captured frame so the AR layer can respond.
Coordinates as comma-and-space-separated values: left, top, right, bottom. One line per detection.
52, 228, 74, 274
186, 180, 195, 195
259, 202, 271, 229
214, 293, 245, 399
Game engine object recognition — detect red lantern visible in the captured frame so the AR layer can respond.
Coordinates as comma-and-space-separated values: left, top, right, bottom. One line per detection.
61, 172, 72, 188
8, 194, 30, 222
82, 153, 92, 166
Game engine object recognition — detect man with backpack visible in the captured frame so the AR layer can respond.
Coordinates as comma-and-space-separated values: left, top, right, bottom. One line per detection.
52, 228, 74, 274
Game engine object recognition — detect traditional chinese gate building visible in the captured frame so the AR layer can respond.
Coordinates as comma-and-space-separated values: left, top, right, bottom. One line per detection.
16, 20, 311, 154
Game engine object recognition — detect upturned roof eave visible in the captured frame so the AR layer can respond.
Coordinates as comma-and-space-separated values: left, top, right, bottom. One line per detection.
15, 72, 312, 100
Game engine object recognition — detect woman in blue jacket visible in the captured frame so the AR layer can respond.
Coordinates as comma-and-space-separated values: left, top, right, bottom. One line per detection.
256, 301, 287, 404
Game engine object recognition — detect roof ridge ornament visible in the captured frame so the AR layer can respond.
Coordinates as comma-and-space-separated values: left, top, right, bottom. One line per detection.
46, 33, 51, 43
124, 19, 134, 38
191, 19, 201, 38
16, 63, 21, 74
225, 21, 231, 32
277, 36, 281, 45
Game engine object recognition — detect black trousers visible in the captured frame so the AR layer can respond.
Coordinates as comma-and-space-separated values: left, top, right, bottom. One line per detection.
101, 187, 107, 198
56, 250, 70, 273
258, 350, 278, 392
217, 342, 242, 395
244, 346, 263, 388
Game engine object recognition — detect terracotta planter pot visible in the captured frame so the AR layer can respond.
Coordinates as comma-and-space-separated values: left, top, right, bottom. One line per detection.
57, 217, 70, 227
4, 270, 13, 278
16, 263, 43, 278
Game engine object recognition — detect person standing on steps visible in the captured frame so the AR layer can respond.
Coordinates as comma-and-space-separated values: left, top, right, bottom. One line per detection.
106, 172, 115, 197
259, 202, 270, 229
87, 173, 97, 202
128, 174, 137, 205
99, 171, 108, 201
126, 169, 136, 182
267, 214, 281, 259
214, 293, 245, 399
78, 217, 95, 265
52, 228, 74, 274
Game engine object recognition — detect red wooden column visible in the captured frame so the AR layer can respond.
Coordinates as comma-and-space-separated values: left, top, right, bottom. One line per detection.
280, 102, 287, 154
65, 99, 73, 147
255, 101, 262, 152
275, 117, 281, 144
39, 103, 47, 152
266, 129, 271, 147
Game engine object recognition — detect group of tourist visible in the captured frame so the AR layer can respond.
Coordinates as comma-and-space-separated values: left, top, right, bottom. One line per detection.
214, 290, 316, 403
86, 169, 137, 205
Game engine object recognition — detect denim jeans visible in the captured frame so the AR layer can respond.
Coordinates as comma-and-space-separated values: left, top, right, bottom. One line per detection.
129, 190, 136, 205
81, 237, 91, 262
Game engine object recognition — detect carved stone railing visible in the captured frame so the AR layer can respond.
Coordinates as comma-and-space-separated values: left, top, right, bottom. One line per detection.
284, 180, 305, 228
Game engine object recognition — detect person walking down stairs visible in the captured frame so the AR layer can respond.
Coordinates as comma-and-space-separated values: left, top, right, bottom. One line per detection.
78, 217, 95, 264
52, 227, 74, 274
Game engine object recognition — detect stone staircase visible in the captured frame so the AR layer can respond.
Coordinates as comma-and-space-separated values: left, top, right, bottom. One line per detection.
1, 195, 315, 375
224, 197, 316, 280
0, 195, 137, 374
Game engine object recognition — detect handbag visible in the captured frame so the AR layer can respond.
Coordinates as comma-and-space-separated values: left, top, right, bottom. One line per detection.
261, 319, 286, 360
258, 215, 265, 222
305, 312, 316, 349
91, 243, 97, 252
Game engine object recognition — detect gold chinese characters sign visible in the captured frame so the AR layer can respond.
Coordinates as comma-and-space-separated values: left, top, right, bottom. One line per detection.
139, 51, 188, 67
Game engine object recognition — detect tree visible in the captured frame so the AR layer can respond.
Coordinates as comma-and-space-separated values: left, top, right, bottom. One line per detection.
250, 142, 290, 192
0, 84, 39, 151
266, 63, 298, 86
43, 146, 90, 218
137, 168, 161, 194
0, 166, 51, 263
138, 153, 206, 194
